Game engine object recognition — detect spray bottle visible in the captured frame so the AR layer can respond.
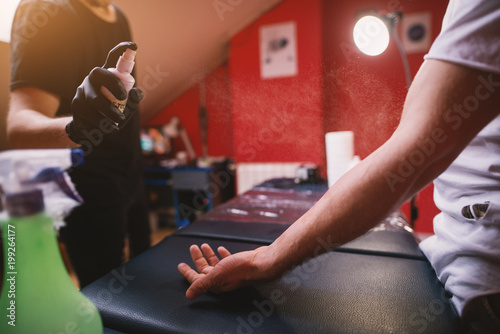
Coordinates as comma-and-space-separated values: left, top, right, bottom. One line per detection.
0, 149, 103, 333
101, 48, 136, 112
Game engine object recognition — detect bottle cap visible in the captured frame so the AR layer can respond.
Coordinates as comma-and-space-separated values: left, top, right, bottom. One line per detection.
116, 48, 136, 74
123, 48, 136, 61
6, 189, 44, 217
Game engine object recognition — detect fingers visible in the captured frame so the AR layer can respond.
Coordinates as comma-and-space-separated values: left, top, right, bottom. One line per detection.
70, 88, 117, 132
201, 243, 221, 267
178, 262, 222, 300
190, 244, 213, 274
103, 41, 137, 68
177, 261, 214, 300
178, 243, 233, 300
177, 262, 214, 300
128, 87, 144, 105
89, 67, 127, 100
87, 68, 127, 123
186, 287, 199, 300
177, 262, 198, 284
218, 246, 231, 259
186, 278, 213, 300
123, 87, 143, 113
190, 243, 224, 272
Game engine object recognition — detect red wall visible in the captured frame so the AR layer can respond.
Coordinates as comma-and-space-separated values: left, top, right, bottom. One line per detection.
147, 65, 233, 158
148, 0, 449, 233
229, 0, 324, 166
322, 0, 448, 157
321, 0, 448, 233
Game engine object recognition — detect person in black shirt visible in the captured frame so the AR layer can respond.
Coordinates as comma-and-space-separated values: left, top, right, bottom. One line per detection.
8, 0, 150, 287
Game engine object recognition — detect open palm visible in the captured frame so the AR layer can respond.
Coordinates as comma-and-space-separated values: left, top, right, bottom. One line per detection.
178, 243, 269, 299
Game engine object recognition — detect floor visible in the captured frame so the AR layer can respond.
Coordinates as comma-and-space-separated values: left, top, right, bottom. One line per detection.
62, 225, 177, 290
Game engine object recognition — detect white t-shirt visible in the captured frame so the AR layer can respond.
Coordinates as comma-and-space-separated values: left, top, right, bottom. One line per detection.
419, 0, 500, 315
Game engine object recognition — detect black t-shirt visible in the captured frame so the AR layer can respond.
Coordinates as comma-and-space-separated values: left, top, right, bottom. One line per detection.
10, 0, 143, 206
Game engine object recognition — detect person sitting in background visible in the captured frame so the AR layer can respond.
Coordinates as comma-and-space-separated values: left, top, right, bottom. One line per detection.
8, 0, 150, 287
178, 1, 500, 332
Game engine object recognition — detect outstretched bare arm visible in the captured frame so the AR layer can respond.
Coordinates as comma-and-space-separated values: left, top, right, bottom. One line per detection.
178, 59, 500, 300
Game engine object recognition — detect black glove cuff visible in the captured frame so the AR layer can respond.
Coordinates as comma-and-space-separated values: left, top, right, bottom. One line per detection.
65, 121, 84, 145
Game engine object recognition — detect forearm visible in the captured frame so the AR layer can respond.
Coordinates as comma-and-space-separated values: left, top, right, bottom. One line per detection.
179, 131, 454, 299
8, 87, 79, 149
179, 61, 500, 300
7, 109, 77, 149
262, 60, 500, 277
264, 142, 425, 274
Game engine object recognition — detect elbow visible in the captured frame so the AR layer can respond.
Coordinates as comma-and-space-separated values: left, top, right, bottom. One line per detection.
379, 129, 459, 197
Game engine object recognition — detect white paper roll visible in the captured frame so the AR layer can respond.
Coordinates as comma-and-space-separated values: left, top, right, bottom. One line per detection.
325, 131, 354, 187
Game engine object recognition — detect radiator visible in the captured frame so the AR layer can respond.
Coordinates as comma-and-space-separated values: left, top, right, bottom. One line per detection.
236, 162, 302, 194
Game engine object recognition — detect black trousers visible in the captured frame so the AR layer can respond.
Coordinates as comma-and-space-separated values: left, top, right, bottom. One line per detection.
462, 293, 500, 334
60, 186, 151, 288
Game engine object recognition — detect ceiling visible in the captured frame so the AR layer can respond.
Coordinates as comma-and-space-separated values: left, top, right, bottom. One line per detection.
115, 0, 283, 123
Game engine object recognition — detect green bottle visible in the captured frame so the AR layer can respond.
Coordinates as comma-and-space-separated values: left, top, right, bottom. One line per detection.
0, 190, 103, 333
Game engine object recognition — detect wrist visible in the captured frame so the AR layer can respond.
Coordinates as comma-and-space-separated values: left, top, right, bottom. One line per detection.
56, 117, 81, 148
65, 121, 83, 145
252, 244, 291, 281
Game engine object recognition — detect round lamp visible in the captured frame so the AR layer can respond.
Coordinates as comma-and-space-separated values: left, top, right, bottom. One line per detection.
353, 15, 391, 56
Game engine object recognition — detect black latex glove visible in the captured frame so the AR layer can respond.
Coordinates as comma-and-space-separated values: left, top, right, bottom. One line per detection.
66, 41, 143, 144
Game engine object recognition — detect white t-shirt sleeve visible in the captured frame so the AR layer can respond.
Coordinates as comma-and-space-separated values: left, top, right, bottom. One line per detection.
424, 0, 500, 74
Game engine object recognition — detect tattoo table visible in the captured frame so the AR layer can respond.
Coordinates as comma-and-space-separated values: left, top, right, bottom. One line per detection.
86, 179, 464, 334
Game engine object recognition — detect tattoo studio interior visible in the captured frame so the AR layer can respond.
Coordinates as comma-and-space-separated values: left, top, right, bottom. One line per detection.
1, 0, 500, 333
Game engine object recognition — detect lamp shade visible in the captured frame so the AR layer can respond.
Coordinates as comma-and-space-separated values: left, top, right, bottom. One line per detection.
353, 15, 391, 56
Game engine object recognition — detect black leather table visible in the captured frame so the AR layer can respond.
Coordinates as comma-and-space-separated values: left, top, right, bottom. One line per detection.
175, 215, 425, 261
86, 234, 463, 334
83, 179, 464, 333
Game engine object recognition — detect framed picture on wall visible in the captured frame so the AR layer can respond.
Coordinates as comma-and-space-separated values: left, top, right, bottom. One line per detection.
259, 21, 298, 79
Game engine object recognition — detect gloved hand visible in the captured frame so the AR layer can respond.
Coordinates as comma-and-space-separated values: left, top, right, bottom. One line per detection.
65, 41, 143, 144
